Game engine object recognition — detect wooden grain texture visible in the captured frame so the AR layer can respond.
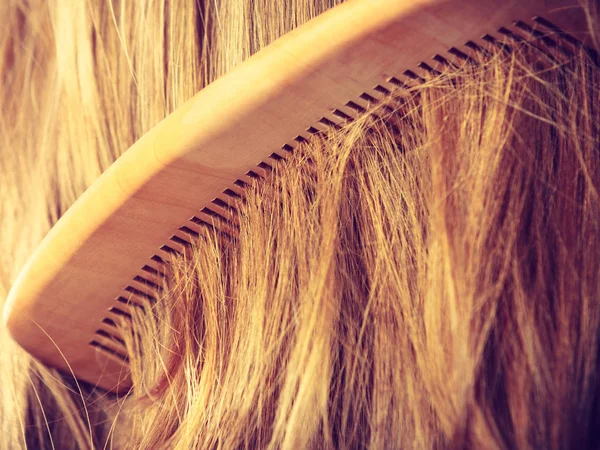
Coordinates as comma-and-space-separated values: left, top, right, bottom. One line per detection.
3, 0, 591, 393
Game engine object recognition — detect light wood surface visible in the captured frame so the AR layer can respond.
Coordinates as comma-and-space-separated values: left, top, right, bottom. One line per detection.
3, 0, 591, 393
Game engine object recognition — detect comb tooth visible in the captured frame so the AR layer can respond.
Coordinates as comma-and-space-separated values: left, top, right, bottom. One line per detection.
198, 219, 237, 242
513, 20, 546, 39
367, 84, 401, 113
183, 220, 212, 241
118, 291, 152, 310
137, 268, 164, 286
267, 150, 287, 161
497, 26, 526, 44
92, 331, 128, 364
464, 39, 494, 58
191, 214, 239, 239
241, 171, 263, 183
226, 182, 246, 197
192, 212, 215, 226
235, 177, 252, 188
170, 233, 192, 246
346, 99, 368, 113
94, 328, 127, 347
385, 77, 417, 108
184, 203, 241, 240
280, 135, 308, 152
102, 308, 134, 355
369, 85, 400, 111
89, 339, 129, 364
207, 202, 239, 225
101, 316, 119, 329
97, 322, 127, 345
359, 91, 380, 105
129, 278, 161, 298
153, 246, 179, 264
199, 206, 238, 228
417, 61, 442, 77
249, 162, 273, 178
99, 317, 124, 334
277, 137, 304, 154
447, 46, 477, 64
141, 262, 166, 281
363, 91, 399, 114
294, 133, 310, 144
281, 140, 299, 152
169, 234, 195, 258
402, 69, 426, 83
258, 161, 273, 173
305, 125, 322, 135
150, 254, 166, 266
432, 53, 459, 70
306, 122, 329, 134
332, 106, 356, 121
318, 116, 343, 130
158, 243, 185, 258
108, 305, 134, 322
154, 247, 177, 262
373, 84, 392, 96
133, 274, 163, 292
220, 189, 243, 205
212, 197, 239, 214
387, 76, 412, 89
481, 33, 513, 54
238, 173, 259, 186
282, 133, 309, 149
178, 225, 200, 240
185, 218, 204, 232
191, 219, 237, 244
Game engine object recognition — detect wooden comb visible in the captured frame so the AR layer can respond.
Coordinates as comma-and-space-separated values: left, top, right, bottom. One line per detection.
3, 0, 593, 393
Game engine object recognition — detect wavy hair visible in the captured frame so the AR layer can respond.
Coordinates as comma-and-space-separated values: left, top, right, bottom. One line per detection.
1, 1, 599, 449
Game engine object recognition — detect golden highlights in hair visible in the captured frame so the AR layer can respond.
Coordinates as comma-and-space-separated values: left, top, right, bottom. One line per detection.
1, 0, 600, 449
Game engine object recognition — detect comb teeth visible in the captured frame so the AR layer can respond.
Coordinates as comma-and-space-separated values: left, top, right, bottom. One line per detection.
90, 340, 130, 364
133, 275, 162, 291
108, 305, 133, 319
533, 16, 582, 46
91, 15, 588, 365
95, 329, 127, 346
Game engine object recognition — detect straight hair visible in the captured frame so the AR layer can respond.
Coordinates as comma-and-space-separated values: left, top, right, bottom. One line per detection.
1, 1, 599, 448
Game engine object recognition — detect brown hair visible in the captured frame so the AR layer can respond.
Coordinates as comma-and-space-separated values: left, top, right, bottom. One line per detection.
1, 1, 599, 449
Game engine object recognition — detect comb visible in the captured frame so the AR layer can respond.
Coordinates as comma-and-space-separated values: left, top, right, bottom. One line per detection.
3, 0, 592, 393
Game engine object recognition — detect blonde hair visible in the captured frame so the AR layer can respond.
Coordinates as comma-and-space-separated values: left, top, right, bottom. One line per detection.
1, 1, 599, 449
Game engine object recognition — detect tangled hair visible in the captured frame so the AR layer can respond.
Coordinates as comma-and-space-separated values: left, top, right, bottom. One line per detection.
1, 1, 600, 449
